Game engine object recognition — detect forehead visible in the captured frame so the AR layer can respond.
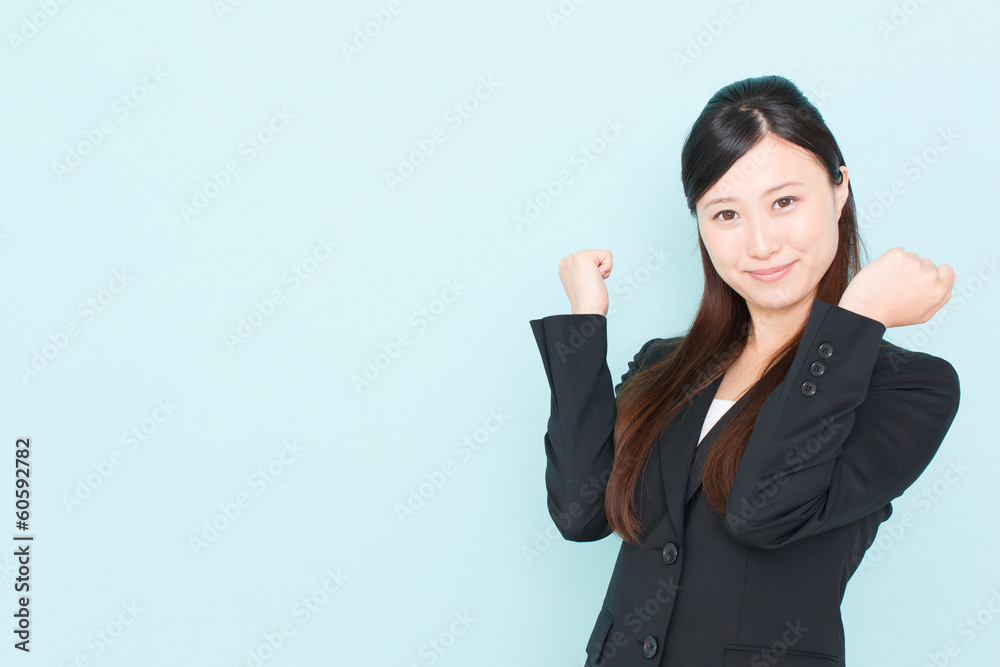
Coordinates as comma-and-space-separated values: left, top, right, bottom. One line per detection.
698, 135, 825, 207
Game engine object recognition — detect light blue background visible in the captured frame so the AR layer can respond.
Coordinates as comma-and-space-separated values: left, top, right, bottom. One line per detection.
1, 1, 997, 665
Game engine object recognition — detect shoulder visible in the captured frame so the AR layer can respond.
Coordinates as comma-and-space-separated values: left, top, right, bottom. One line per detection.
634, 335, 685, 369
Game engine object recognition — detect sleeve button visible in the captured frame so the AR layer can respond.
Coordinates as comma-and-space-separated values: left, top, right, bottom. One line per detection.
818, 343, 833, 358
801, 381, 817, 396
810, 361, 826, 376
643, 636, 658, 658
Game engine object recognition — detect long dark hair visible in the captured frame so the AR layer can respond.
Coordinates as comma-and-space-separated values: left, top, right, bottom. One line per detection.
607, 75, 868, 546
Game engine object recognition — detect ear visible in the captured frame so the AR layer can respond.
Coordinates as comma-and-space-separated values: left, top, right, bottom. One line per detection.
835, 166, 850, 218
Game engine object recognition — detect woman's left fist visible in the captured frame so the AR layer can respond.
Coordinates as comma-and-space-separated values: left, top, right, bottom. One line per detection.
838, 247, 956, 329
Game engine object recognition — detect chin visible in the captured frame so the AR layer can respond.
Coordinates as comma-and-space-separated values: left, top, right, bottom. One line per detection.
742, 287, 808, 312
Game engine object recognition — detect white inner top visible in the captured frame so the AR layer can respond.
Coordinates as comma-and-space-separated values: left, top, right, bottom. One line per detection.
698, 398, 736, 445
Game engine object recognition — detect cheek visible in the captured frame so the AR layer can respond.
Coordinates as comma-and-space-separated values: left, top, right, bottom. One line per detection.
698, 223, 717, 256
700, 228, 734, 267
817, 206, 840, 256
787, 207, 836, 253
825, 221, 839, 252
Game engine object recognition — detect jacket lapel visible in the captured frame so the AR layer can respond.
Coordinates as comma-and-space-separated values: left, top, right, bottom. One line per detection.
684, 391, 748, 504
658, 375, 720, 537
658, 374, 750, 536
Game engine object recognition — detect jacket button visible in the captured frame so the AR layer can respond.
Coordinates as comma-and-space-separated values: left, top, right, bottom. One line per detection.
643, 635, 658, 658
818, 343, 833, 358
801, 381, 817, 396
662, 542, 678, 564
810, 361, 826, 376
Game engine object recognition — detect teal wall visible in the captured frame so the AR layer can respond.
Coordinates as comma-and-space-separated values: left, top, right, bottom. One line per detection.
1, 1, 996, 665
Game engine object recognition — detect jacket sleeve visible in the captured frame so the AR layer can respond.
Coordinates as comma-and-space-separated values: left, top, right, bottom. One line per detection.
528, 314, 663, 542
726, 298, 962, 549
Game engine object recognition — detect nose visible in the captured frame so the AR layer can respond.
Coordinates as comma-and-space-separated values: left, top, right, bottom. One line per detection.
744, 212, 781, 260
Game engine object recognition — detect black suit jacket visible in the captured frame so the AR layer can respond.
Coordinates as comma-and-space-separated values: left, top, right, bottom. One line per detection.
529, 298, 961, 666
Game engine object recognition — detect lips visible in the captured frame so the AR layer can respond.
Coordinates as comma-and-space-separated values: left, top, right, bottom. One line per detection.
747, 261, 795, 282
749, 262, 794, 276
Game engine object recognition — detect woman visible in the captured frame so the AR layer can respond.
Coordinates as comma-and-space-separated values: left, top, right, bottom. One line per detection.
528, 75, 961, 666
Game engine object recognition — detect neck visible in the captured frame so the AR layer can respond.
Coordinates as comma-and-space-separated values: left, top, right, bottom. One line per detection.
745, 296, 813, 358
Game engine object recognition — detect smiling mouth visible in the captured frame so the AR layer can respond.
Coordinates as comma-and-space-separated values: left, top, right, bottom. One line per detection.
749, 262, 794, 275
747, 261, 795, 281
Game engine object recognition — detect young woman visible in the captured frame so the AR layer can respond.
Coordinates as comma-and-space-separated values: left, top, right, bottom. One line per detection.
528, 75, 961, 666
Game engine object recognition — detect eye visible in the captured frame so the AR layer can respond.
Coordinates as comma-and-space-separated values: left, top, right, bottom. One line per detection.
710, 196, 796, 223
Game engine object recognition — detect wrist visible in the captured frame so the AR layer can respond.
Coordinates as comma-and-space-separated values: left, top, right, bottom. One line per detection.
570, 301, 608, 316
836, 297, 885, 328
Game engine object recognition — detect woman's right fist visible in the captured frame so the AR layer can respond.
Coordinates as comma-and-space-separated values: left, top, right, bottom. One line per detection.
558, 250, 613, 316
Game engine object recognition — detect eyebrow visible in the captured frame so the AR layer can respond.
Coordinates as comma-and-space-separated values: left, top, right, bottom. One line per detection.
702, 180, 805, 208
